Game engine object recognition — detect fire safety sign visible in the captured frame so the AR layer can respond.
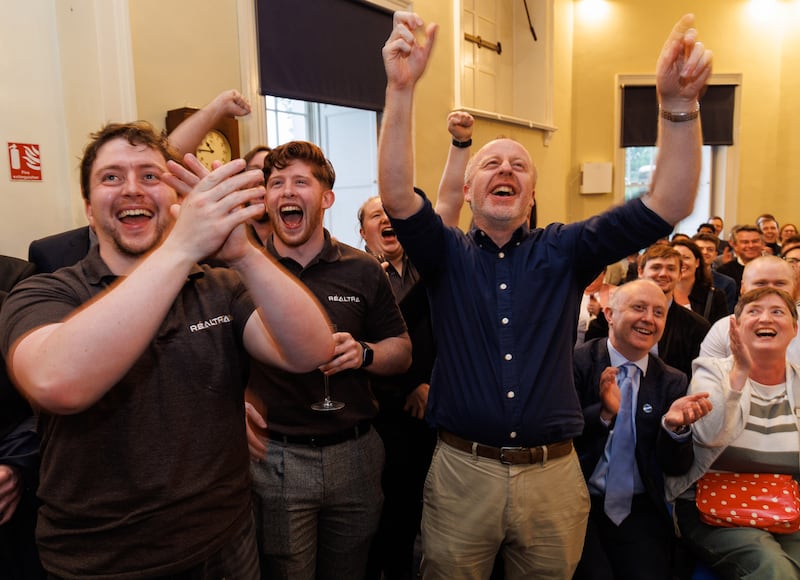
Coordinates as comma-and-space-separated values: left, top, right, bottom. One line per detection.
8, 142, 42, 181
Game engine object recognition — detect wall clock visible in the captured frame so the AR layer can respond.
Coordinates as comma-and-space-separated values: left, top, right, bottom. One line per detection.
165, 106, 240, 170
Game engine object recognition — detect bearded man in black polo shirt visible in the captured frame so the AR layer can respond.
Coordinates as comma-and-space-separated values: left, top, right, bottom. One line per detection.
0, 123, 334, 579
245, 141, 412, 579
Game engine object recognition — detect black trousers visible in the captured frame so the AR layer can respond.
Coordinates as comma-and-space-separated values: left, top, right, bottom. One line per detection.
366, 407, 436, 580
573, 493, 675, 580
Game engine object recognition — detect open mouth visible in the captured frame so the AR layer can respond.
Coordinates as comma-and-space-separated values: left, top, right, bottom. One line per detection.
754, 329, 777, 338
491, 186, 515, 197
381, 227, 396, 239
117, 208, 153, 225
279, 204, 303, 228
633, 326, 654, 336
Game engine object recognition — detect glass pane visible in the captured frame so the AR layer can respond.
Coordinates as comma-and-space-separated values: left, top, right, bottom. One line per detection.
275, 97, 306, 114
275, 112, 308, 144
624, 145, 714, 235
624, 146, 657, 200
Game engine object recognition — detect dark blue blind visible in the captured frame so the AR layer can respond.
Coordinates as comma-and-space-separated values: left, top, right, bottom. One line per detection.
256, 0, 393, 112
621, 84, 736, 147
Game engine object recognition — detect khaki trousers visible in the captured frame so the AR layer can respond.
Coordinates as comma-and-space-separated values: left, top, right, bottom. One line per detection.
421, 438, 590, 580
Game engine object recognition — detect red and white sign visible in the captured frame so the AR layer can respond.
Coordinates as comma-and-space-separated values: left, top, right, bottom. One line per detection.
8, 142, 42, 181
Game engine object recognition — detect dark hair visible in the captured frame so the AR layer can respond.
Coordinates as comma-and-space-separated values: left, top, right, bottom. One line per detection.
692, 232, 721, 247
243, 145, 272, 168
263, 141, 335, 190
696, 222, 716, 234
781, 235, 800, 258
80, 121, 178, 201
756, 213, 778, 232
671, 238, 712, 286
730, 224, 760, 244
734, 287, 798, 322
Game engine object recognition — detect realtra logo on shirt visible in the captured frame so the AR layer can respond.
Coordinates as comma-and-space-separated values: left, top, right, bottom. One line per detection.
327, 295, 361, 303
188, 315, 232, 333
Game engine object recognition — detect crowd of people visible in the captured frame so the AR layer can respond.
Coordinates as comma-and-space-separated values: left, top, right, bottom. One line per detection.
1, 9, 799, 580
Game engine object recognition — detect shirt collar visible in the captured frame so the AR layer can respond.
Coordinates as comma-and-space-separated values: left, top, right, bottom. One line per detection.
266, 228, 342, 268
606, 339, 649, 377
469, 223, 530, 252
81, 244, 204, 286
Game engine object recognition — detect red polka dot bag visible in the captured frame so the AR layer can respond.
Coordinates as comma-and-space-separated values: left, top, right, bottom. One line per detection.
695, 472, 800, 534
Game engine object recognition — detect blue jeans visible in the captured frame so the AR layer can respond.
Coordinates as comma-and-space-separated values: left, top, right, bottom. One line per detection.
675, 498, 800, 579
251, 428, 384, 580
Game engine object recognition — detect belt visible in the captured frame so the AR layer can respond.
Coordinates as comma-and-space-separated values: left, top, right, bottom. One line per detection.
267, 421, 371, 448
439, 429, 573, 465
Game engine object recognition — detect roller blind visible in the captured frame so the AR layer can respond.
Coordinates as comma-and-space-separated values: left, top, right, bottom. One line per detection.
621, 84, 735, 147
256, 0, 393, 112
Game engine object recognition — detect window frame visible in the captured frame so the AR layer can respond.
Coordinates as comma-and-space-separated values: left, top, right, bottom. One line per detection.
614, 73, 742, 228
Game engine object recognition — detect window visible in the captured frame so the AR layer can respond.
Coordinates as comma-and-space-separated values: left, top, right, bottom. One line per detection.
617, 74, 741, 238
625, 145, 712, 236
265, 97, 312, 146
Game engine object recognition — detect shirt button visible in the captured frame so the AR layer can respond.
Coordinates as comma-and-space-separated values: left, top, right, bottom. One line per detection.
504, 353, 513, 361
498, 252, 505, 259
510, 431, 518, 439
499, 283, 508, 290
501, 317, 509, 325
507, 391, 515, 399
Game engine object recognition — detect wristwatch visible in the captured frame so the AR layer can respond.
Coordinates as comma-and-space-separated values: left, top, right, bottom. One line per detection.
359, 341, 374, 368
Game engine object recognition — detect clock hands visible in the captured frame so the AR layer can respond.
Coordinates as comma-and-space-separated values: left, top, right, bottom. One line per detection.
196, 141, 215, 154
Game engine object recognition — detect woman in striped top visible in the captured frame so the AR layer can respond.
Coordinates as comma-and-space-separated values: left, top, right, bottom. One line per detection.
667, 287, 800, 579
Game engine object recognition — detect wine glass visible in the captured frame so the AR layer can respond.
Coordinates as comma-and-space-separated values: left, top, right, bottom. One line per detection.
311, 325, 345, 411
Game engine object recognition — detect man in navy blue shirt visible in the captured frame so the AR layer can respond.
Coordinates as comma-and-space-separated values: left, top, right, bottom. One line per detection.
378, 11, 713, 579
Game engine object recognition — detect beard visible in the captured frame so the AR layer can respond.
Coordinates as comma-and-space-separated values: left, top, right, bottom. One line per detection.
98, 220, 167, 258
271, 207, 323, 248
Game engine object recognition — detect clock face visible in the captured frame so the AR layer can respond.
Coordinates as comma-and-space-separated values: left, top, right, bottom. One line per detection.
195, 129, 233, 170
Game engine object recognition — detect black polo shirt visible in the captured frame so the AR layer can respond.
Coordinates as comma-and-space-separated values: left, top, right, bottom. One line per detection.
0, 246, 255, 578
249, 230, 407, 435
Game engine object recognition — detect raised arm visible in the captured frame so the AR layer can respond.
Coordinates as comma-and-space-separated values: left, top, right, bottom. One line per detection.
8, 159, 266, 414
164, 156, 335, 374
435, 111, 473, 227
168, 90, 251, 157
643, 14, 712, 225
378, 12, 438, 219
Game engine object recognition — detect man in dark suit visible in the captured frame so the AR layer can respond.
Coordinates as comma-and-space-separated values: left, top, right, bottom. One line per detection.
0, 255, 35, 291
27, 226, 93, 274
638, 244, 710, 379
0, 257, 44, 578
716, 225, 763, 297
573, 279, 711, 580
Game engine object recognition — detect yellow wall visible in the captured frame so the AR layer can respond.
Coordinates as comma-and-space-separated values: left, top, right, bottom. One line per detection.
129, 0, 241, 133
122, 0, 800, 232
410, 0, 575, 231
570, 0, 800, 227
4, 0, 799, 260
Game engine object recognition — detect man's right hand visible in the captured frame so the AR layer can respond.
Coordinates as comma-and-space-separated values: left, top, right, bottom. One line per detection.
162, 155, 265, 264
0, 464, 22, 525
382, 12, 438, 91
245, 401, 268, 461
599, 366, 622, 422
